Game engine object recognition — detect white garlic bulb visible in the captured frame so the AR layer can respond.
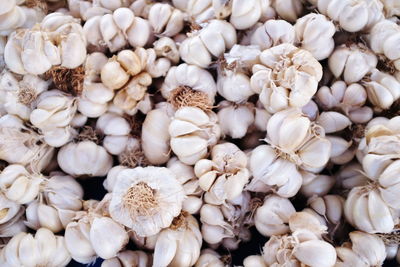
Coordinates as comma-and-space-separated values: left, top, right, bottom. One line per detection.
0, 191, 21, 226
307, 195, 345, 227
316, 111, 352, 134
57, 141, 113, 177
169, 107, 221, 165
172, 0, 214, 24
336, 163, 369, 190
228, 0, 266, 30
329, 43, 378, 84
147, 3, 184, 36
379, 0, 400, 17
83, 8, 152, 52
109, 166, 185, 237
179, 20, 237, 68
195, 249, 224, 267
251, 44, 323, 113
101, 250, 151, 267
294, 13, 335, 60
68, 0, 134, 21
0, 228, 71, 267
271, 0, 303, 22
250, 19, 295, 50
301, 173, 335, 198
153, 37, 180, 64
217, 101, 254, 139
194, 142, 249, 204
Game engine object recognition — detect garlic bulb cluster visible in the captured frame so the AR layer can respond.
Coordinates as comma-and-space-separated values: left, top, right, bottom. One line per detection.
101, 250, 151, 267
249, 19, 295, 50
68, 0, 134, 21
217, 102, 255, 139
5, 12, 87, 75
145, 2, 184, 37
251, 43, 323, 113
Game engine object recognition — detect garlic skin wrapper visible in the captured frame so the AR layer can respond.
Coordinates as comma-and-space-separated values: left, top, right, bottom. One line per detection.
101, 250, 151, 267
179, 20, 237, 68
169, 107, 221, 165
217, 101, 254, 139
147, 3, 184, 37
368, 19, 400, 71
362, 69, 400, 110
271, 0, 303, 22
254, 195, 296, 237
5, 12, 87, 75
57, 141, 113, 177
312, 0, 384, 32
109, 166, 185, 237
30, 90, 77, 147
153, 212, 202, 267
250, 20, 295, 50
251, 43, 323, 113
0, 70, 50, 120
25, 172, 84, 233
84, 7, 152, 53
335, 231, 386, 266
0, 114, 54, 172
0, 228, 71, 267
96, 112, 131, 155
294, 13, 335, 60
316, 81, 373, 123
0, 164, 43, 204
194, 142, 249, 205
329, 43, 378, 84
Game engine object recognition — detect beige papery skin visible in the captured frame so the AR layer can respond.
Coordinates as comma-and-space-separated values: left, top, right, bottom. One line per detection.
329, 43, 378, 84
194, 142, 249, 205
68, 0, 134, 21
294, 13, 335, 60
169, 107, 221, 165
179, 20, 237, 68
0, 228, 71, 267
335, 231, 386, 266
195, 249, 225, 267
250, 43, 323, 114
0, 0, 45, 36
0, 36, 5, 69
368, 19, 400, 71
83, 7, 152, 53
101, 250, 151, 267
152, 212, 202, 267
65, 197, 129, 264
250, 20, 295, 51
4, 13, 87, 75
310, 0, 384, 32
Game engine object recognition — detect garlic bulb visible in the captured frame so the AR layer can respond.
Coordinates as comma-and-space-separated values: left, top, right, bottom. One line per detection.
379, 0, 400, 17
57, 140, 113, 177
0, 191, 22, 227
0, 114, 54, 172
153, 212, 202, 267
194, 142, 249, 204
169, 107, 221, 165
294, 13, 335, 60
101, 250, 151, 267
30, 90, 77, 147
306, 195, 345, 229
179, 20, 237, 68
83, 8, 152, 52
161, 63, 217, 109
329, 43, 378, 84
227, 0, 267, 30
271, 0, 303, 22
5, 12, 87, 75
336, 231, 386, 266
25, 172, 83, 233
336, 162, 369, 190
251, 44, 323, 113
311, 0, 384, 32
368, 19, 400, 71
316, 111, 352, 134
362, 69, 400, 110
0, 205, 26, 238
316, 81, 373, 123
0, 70, 50, 120
301, 173, 335, 198
0, 164, 43, 204
171, 0, 214, 24
109, 166, 185, 237
250, 20, 295, 50
0, 228, 71, 267
68, 0, 135, 21
217, 101, 254, 139
254, 194, 296, 237
243, 255, 266, 267
147, 3, 184, 37
195, 249, 224, 267
153, 37, 180, 64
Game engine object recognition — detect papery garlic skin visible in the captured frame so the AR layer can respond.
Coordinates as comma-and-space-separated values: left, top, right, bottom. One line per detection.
153, 212, 202, 267
194, 142, 249, 204
217, 101, 254, 139
5, 13, 87, 75
101, 250, 151, 267
179, 20, 237, 68
169, 107, 221, 165
57, 141, 113, 177
329, 44, 378, 84
251, 44, 323, 113
312, 0, 384, 32
250, 20, 295, 50
0, 228, 71, 267
294, 13, 335, 60
109, 167, 185, 237
84, 8, 152, 52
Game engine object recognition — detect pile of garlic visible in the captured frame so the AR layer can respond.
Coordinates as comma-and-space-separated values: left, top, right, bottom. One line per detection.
1, 0, 400, 266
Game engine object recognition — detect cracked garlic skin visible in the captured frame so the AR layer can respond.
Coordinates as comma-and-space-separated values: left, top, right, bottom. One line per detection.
169, 107, 221, 165
251, 43, 323, 113
109, 166, 185, 237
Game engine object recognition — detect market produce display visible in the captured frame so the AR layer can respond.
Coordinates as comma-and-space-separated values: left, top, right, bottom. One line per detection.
0, 0, 400, 266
